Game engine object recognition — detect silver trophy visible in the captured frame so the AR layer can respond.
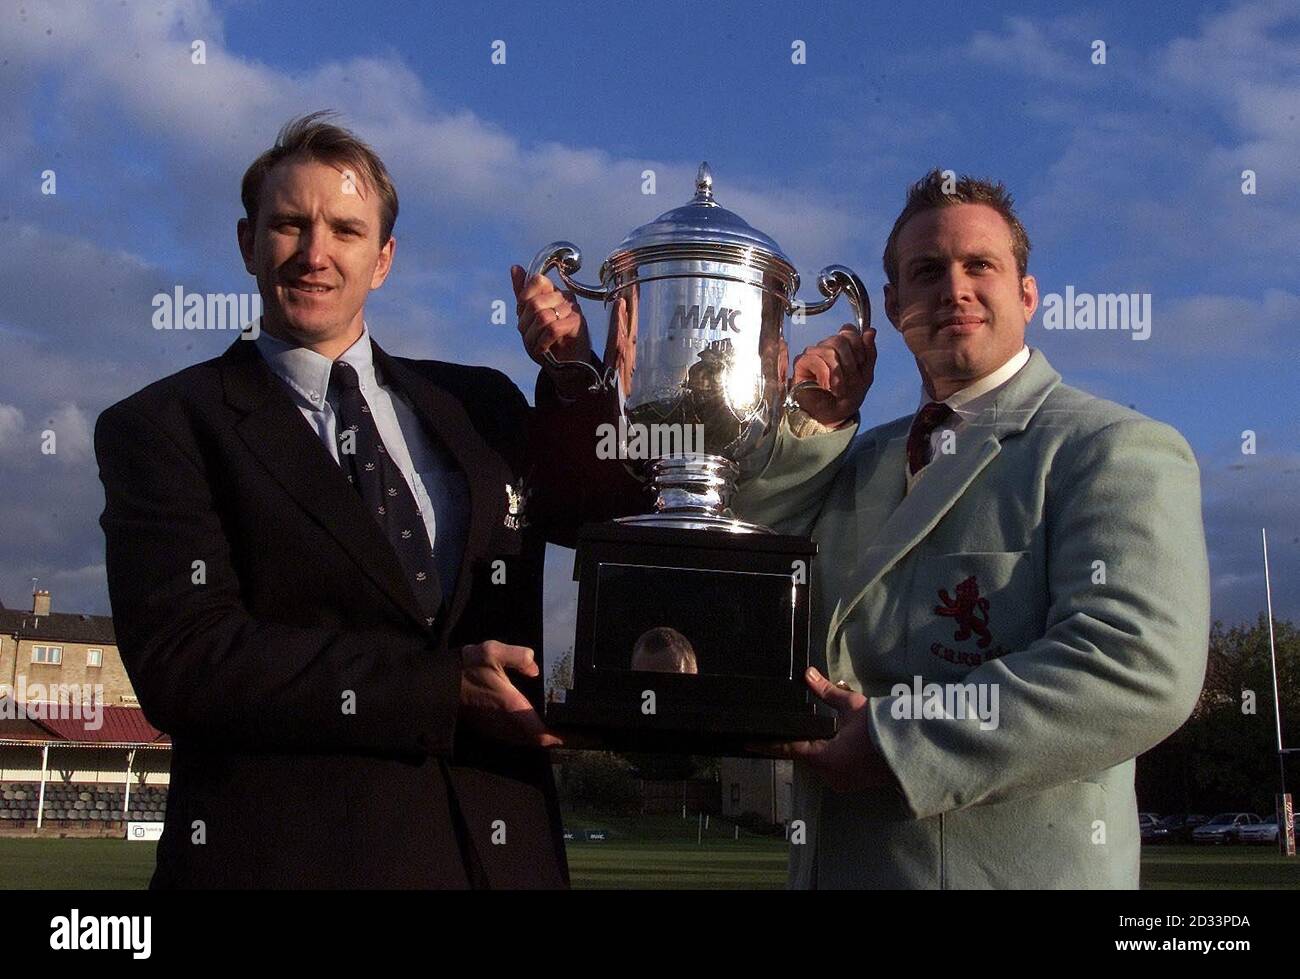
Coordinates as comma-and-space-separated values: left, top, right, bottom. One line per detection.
530, 162, 868, 533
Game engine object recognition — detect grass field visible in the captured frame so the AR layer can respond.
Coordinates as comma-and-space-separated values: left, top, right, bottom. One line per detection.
2, 819, 1298, 889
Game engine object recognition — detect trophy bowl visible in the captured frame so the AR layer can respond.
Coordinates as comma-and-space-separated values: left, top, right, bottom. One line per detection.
529, 162, 869, 533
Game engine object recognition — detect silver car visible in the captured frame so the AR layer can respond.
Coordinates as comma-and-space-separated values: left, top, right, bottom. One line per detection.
1237, 816, 1300, 845
1191, 812, 1262, 844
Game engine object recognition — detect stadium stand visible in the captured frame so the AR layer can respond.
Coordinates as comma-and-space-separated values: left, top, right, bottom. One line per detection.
0, 699, 171, 837
0, 780, 168, 827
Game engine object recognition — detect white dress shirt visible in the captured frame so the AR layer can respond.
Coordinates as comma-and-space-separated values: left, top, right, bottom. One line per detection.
252, 320, 470, 592
906, 345, 1031, 494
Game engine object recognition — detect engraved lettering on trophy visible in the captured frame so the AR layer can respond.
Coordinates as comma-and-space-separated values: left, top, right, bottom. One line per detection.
667, 303, 742, 335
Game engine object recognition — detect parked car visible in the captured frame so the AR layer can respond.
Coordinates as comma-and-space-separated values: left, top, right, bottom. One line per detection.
1138, 813, 1163, 844
1237, 816, 1300, 845
1191, 812, 1262, 844
1149, 813, 1209, 844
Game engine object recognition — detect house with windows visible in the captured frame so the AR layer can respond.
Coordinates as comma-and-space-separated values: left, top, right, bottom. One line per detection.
0, 589, 137, 707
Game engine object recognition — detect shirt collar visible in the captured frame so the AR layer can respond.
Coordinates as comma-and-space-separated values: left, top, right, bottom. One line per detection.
918, 344, 1031, 421
253, 318, 376, 410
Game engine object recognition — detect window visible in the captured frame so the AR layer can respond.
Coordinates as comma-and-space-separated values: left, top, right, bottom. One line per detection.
730, 783, 741, 806
31, 645, 62, 665
87, 648, 103, 668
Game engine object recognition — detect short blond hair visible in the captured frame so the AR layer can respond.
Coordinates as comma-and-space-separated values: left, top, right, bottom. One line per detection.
241, 111, 399, 244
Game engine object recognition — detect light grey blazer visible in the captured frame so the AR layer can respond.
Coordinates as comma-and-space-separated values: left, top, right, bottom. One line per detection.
733, 348, 1210, 888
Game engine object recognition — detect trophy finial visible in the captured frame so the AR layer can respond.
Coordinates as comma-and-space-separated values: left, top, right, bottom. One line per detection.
694, 161, 715, 203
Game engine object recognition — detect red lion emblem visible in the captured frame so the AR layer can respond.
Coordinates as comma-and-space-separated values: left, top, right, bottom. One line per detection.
934, 575, 992, 649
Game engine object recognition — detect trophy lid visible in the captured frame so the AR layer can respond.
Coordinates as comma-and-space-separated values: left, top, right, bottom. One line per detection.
612, 162, 795, 266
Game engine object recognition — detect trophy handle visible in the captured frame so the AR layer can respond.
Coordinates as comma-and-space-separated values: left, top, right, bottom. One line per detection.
790, 264, 870, 333
787, 264, 871, 397
527, 242, 613, 392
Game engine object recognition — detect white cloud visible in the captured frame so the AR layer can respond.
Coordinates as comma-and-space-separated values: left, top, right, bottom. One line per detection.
1199, 448, 1300, 625
0, 404, 25, 454
45, 403, 94, 465
0, 399, 94, 467
966, 14, 1113, 86
0, 1, 858, 278
0, 224, 161, 347
1027, 288, 1300, 372
45, 562, 109, 600
542, 548, 579, 667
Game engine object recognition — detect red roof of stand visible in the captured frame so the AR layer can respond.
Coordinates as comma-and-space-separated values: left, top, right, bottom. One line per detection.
0, 700, 169, 745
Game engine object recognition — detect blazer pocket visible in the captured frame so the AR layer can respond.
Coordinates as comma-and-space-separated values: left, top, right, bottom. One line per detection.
907, 550, 1044, 672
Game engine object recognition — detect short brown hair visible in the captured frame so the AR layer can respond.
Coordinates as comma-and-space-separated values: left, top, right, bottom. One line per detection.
882, 169, 1030, 286
240, 111, 399, 244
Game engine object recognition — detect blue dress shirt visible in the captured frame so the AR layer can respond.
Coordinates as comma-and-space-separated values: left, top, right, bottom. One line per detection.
253, 320, 469, 595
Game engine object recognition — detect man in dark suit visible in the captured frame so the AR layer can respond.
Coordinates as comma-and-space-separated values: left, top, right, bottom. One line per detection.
94, 112, 612, 888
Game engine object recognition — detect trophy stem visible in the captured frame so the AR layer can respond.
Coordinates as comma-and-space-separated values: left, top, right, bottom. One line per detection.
654, 453, 736, 514
615, 454, 772, 533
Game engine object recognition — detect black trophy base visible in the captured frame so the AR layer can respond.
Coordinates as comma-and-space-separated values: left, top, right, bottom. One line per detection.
546, 696, 836, 756
547, 521, 835, 755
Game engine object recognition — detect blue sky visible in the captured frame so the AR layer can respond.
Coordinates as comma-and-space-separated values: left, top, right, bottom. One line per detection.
0, 0, 1296, 654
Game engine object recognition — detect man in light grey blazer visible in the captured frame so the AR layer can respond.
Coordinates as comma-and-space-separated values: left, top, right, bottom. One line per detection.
736, 170, 1210, 888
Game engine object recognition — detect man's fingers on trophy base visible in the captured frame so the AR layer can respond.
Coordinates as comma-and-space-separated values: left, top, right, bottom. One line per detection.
551, 730, 602, 751
504, 706, 565, 748
497, 645, 537, 674
805, 667, 866, 712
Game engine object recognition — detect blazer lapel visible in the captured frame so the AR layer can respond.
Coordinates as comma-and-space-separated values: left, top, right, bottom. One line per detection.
220, 337, 432, 632
827, 349, 1062, 646
369, 339, 509, 640
822, 424, 906, 640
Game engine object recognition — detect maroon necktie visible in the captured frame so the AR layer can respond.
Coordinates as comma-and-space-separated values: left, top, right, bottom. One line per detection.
906, 401, 956, 476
